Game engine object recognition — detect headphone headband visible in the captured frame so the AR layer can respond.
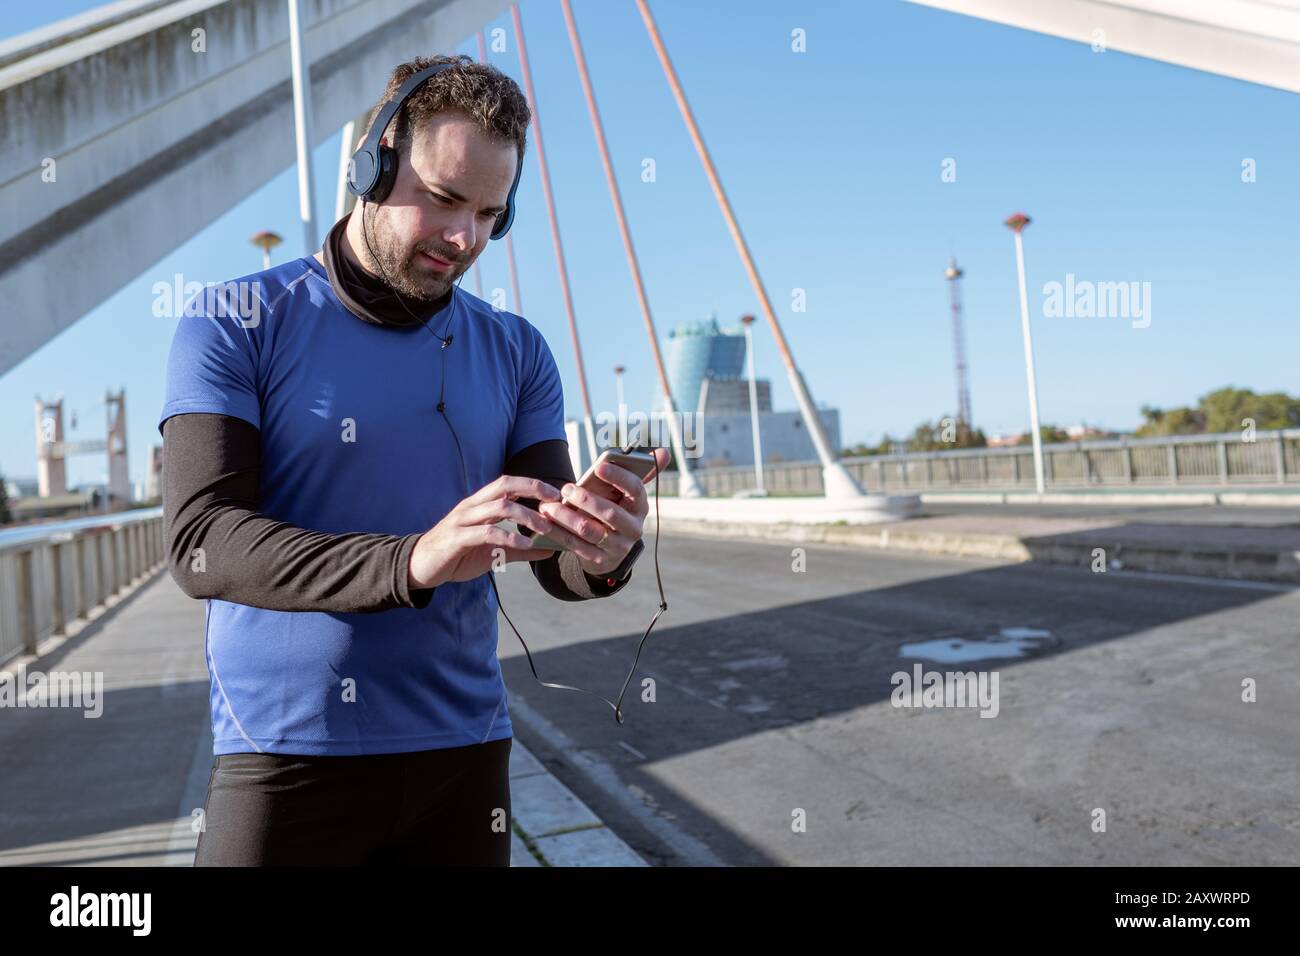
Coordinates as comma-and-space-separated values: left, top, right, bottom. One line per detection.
346, 60, 522, 240
356, 63, 455, 170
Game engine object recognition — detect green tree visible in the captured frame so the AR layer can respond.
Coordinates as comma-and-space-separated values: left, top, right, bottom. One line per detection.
955, 421, 987, 449
843, 419, 988, 457
841, 434, 904, 457
1137, 387, 1300, 437
1016, 424, 1070, 446
907, 417, 988, 452
0, 473, 11, 525
1199, 386, 1300, 433
1136, 403, 1205, 436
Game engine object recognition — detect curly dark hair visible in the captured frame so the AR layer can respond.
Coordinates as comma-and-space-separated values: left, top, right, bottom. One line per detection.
364, 54, 530, 165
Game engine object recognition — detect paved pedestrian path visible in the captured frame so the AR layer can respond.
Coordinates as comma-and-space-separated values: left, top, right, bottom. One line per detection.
0, 572, 643, 867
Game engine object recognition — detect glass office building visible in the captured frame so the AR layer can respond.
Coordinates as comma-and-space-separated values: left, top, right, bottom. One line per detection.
662, 317, 747, 412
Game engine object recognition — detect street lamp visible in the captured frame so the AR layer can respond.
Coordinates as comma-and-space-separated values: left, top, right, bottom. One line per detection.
740, 314, 765, 494
613, 365, 626, 447
251, 230, 283, 270
1004, 212, 1045, 495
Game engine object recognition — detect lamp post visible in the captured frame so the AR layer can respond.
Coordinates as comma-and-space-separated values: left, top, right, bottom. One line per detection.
614, 365, 626, 447
1004, 212, 1045, 494
286, 0, 318, 253
251, 231, 283, 270
741, 314, 765, 494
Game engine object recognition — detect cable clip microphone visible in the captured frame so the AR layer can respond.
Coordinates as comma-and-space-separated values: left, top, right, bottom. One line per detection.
441, 334, 454, 349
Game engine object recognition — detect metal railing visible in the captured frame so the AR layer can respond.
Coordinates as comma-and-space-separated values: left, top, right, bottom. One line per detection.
0, 509, 164, 666
655, 429, 1300, 497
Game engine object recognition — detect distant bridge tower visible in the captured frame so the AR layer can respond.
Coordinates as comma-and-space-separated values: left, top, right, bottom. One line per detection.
33, 389, 132, 505
105, 389, 130, 506
145, 445, 163, 501
944, 257, 973, 431
35, 396, 67, 497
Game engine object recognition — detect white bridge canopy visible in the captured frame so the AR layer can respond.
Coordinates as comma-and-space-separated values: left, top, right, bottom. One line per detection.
905, 0, 1300, 95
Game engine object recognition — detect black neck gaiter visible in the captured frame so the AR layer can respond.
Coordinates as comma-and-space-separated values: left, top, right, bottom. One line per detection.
321, 214, 453, 329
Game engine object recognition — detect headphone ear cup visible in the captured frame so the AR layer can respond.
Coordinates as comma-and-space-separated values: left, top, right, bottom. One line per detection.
490, 154, 524, 240
347, 148, 377, 198
490, 201, 513, 241
367, 144, 399, 204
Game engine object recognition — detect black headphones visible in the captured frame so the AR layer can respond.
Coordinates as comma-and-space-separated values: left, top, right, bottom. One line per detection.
346, 61, 524, 240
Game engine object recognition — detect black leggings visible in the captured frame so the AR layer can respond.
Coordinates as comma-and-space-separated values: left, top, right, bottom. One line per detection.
193, 737, 512, 866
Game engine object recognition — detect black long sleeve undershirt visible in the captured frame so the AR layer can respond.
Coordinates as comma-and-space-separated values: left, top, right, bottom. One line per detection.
502, 436, 633, 602
161, 412, 631, 613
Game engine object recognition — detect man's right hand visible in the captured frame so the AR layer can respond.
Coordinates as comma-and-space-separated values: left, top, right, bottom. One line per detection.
407, 475, 565, 589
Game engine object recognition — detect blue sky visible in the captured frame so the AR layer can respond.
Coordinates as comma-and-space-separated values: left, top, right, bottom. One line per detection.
2, 0, 1297, 488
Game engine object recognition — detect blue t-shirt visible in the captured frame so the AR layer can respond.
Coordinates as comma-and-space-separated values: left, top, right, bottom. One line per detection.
158, 256, 567, 756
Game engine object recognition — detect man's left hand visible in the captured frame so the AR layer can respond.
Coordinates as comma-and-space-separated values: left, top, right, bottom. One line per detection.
536, 448, 672, 577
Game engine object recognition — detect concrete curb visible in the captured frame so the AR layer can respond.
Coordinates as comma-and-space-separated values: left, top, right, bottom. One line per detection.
508, 741, 647, 867
919, 489, 1300, 507
655, 516, 1030, 560
656, 517, 1300, 585
657, 492, 921, 524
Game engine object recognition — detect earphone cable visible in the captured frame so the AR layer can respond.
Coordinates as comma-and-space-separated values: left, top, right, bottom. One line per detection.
362, 199, 666, 724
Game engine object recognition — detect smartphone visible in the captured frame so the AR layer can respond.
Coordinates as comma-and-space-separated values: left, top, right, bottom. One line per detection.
529, 448, 660, 551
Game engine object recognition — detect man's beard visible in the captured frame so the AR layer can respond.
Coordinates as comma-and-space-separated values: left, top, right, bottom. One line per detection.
363, 205, 468, 302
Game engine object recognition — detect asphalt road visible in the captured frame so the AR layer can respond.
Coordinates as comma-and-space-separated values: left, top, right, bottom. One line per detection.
494, 531, 1300, 866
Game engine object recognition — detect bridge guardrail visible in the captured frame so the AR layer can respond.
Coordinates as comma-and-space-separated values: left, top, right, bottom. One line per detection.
655, 429, 1300, 496
0, 510, 164, 667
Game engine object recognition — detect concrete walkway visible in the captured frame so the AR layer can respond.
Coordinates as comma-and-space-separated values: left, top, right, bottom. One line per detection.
0, 571, 643, 867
